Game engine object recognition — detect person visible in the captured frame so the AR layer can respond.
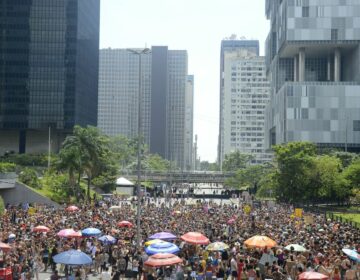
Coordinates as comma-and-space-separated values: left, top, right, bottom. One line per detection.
100, 266, 111, 280
50, 270, 59, 280
41, 245, 49, 272
33, 255, 42, 280
230, 255, 238, 280
331, 266, 341, 280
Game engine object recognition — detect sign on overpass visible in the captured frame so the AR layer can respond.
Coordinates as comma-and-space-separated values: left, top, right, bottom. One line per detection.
124, 171, 234, 184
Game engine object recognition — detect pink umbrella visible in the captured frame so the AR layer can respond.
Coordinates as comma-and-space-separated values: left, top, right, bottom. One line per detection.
181, 232, 210, 245
66, 205, 79, 212
118, 221, 133, 228
0, 242, 11, 252
227, 218, 236, 225
57, 229, 79, 238
299, 272, 329, 280
32, 226, 50, 233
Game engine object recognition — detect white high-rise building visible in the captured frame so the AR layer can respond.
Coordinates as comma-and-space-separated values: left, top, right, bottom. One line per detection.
219, 40, 272, 166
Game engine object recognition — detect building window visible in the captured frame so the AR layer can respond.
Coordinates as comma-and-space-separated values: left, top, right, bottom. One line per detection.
354, 120, 360, 131
331, 29, 338, 41
302, 7, 309, 17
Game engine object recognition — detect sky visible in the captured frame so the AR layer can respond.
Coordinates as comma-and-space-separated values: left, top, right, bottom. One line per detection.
100, 0, 269, 162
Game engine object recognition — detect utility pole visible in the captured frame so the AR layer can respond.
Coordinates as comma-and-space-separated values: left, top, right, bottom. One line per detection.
126, 48, 151, 250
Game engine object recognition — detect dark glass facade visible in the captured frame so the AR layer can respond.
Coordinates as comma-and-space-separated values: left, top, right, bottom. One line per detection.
0, 0, 100, 153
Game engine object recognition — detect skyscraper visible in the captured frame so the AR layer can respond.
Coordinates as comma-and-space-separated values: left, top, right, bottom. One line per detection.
219, 39, 271, 167
0, 0, 100, 155
265, 0, 360, 152
97, 46, 193, 170
98, 49, 151, 143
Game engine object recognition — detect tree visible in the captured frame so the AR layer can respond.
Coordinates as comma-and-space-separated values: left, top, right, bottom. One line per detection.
330, 151, 359, 169
308, 155, 346, 204
59, 126, 115, 202
272, 142, 317, 204
225, 164, 272, 194
222, 151, 253, 172
143, 154, 171, 172
199, 161, 219, 171
343, 159, 360, 190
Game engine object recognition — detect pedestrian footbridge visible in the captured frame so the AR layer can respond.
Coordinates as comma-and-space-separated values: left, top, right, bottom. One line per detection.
125, 171, 234, 184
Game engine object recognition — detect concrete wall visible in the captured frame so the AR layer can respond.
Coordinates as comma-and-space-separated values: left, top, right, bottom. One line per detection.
0, 129, 64, 156
0, 131, 19, 155
0, 182, 59, 208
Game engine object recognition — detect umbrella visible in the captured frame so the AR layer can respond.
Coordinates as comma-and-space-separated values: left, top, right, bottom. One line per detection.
149, 232, 177, 240
258, 253, 278, 274
298, 272, 329, 280
118, 221, 133, 228
53, 250, 92, 265
206, 242, 229, 251
57, 229, 82, 238
66, 206, 79, 212
32, 226, 50, 233
144, 253, 183, 267
181, 232, 210, 245
145, 239, 164, 246
0, 242, 11, 252
109, 206, 122, 211
285, 244, 307, 252
145, 241, 180, 255
342, 248, 360, 262
99, 235, 117, 245
227, 218, 236, 225
244, 235, 277, 248
82, 228, 101, 237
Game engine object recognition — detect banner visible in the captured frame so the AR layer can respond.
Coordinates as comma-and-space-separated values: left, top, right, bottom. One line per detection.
304, 215, 314, 224
28, 207, 36, 216
244, 205, 251, 214
294, 208, 303, 218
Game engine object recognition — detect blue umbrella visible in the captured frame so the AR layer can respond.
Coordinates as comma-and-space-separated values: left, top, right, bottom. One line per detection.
342, 248, 360, 262
82, 228, 101, 237
149, 232, 177, 240
98, 235, 116, 245
145, 241, 180, 255
53, 250, 92, 265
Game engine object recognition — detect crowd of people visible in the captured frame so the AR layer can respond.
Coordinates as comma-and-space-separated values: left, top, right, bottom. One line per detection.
0, 195, 359, 280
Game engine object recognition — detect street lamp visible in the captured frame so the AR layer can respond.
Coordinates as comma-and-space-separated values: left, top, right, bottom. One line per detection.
126, 48, 151, 250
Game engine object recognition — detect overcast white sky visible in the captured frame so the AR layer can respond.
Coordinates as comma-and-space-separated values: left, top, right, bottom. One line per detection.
100, 0, 269, 162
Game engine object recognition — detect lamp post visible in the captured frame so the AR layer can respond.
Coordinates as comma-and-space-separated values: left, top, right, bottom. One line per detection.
126, 48, 151, 250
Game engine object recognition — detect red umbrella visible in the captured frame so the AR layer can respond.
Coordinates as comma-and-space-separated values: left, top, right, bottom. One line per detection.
180, 232, 209, 245
0, 242, 11, 252
299, 272, 329, 280
32, 226, 50, 233
144, 253, 183, 267
66, 206, 79, 212
118, 221, 133, 228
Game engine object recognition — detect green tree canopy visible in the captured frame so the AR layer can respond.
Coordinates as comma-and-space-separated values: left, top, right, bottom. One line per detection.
222, 151, 253, 172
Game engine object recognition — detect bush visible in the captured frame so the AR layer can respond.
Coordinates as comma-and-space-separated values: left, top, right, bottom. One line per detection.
1, 153, 53, 167
18, 168, 41, 189
0, 196, 5, 215
0, 162, 16, 173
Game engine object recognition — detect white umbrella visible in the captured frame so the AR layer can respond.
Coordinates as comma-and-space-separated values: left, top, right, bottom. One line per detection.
116, 177, 134, 186
109, 206, 122, 211
285, 244, 307, 252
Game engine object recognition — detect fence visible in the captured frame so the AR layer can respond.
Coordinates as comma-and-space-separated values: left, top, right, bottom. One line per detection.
326, 212, 360, 229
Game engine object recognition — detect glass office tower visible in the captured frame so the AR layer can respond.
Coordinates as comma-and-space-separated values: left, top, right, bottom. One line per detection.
0, 0, 100, 154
